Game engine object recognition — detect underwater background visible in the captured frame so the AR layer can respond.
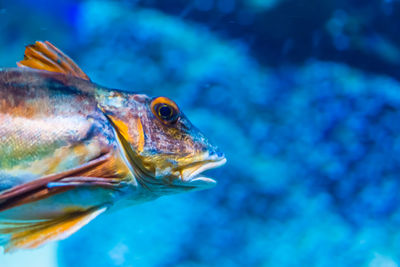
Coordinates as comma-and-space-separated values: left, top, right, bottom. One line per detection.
2, 0, 400, 266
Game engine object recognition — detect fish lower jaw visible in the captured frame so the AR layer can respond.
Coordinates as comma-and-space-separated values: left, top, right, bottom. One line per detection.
179, 158, 227, 186
185, 176, 217, 188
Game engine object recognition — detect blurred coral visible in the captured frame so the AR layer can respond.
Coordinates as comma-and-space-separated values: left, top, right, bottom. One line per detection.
1, 0, 400, 266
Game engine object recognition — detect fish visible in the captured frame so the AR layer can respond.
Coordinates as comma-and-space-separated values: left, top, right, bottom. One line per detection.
0, 41, 226, 252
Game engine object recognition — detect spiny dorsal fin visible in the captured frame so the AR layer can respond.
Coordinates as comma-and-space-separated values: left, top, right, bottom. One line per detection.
17, 41, 90, 81
0, 206, 107, 253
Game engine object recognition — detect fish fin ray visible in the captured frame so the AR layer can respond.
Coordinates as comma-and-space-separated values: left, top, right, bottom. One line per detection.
0, 206, 107, 253
0, 152, 125, 211
17, 41, 90, 81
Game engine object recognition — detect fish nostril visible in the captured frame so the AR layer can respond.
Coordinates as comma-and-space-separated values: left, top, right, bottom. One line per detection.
210, 150, 225, 159
204, 146, 225, 159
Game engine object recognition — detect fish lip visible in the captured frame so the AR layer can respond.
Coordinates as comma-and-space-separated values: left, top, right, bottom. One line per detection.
177, 156, 227, 187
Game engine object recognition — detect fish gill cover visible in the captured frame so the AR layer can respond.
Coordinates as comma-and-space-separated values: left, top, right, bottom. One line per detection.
1, 0, 400, 266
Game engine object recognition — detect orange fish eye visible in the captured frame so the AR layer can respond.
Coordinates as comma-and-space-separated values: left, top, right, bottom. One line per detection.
151, 96, 180, 124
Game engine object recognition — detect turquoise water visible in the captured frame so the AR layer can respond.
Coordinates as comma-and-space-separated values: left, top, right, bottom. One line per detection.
2, 0, 400, 266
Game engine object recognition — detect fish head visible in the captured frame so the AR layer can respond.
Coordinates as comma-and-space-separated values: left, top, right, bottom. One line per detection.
99, 91, 226, 194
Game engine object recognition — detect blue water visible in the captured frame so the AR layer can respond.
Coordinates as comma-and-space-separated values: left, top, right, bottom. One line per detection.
2, 0, 400, 266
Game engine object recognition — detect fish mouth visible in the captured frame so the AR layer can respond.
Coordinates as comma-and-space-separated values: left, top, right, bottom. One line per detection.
106, 110, 226, 191
176, 154, 227, 188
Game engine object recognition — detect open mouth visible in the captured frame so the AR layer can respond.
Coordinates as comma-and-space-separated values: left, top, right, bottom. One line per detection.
178, 155, 227, 187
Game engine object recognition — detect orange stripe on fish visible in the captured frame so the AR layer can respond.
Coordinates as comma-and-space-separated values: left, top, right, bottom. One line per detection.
136, 118, 145, 153
105, 115, 134, 144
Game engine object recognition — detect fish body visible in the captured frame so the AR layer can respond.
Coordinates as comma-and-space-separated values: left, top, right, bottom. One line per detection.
0, 41, 226, 252
0, 69, 132, 221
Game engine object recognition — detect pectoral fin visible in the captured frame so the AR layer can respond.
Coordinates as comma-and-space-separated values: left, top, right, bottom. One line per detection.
0, 152, 126, 212
17, 41, 90, 81
0, 206, 107, 253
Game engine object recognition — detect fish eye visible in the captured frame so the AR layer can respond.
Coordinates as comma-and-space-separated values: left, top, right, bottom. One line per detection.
158, 104, 173, 118
151, 96, 180, 124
